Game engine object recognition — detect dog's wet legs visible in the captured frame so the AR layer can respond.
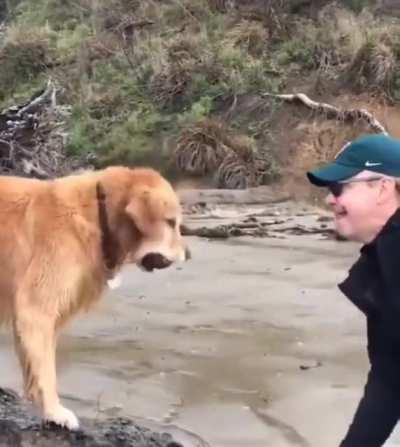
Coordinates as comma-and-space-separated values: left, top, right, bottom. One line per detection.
12, 294, 79, 430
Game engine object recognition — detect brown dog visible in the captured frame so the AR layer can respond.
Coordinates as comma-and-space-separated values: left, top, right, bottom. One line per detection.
0, 166, 189, 429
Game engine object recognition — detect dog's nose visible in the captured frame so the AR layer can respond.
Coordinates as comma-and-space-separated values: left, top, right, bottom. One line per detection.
184, 246, 191, 261
141, 253, 173, 271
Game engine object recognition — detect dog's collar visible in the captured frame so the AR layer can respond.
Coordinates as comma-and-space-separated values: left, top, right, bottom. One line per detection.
96, 182, 120, 272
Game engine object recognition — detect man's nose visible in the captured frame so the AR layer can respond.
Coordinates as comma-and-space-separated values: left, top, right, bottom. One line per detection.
325, 192, 336, 206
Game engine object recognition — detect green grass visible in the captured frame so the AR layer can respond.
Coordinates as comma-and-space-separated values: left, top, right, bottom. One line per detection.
1, 0, 394, 179
340, 0, 374, 13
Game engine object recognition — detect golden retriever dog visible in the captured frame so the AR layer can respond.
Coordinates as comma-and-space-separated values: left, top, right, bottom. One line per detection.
0, 166, 190, 430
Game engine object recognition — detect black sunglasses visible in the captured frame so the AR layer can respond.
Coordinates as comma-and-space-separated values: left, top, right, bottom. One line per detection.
327, 176, 384, 197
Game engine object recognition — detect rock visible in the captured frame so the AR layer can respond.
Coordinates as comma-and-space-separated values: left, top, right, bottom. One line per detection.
299, 361, 322, 371
0, 388, 186, 447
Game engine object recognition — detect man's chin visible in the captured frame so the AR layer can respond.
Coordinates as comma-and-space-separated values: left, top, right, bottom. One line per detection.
334, 224, 351, 241
334, 231, 349, 241
334, 227, 362, 242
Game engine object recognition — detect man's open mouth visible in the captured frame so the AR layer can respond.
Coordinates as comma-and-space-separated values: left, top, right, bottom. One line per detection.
335, 208, 348, 218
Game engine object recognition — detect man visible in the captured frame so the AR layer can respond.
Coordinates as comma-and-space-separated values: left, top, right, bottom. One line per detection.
307, 133, 400, 446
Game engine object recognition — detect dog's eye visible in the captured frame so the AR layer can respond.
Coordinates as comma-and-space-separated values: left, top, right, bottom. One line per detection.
166, 218, 176, 228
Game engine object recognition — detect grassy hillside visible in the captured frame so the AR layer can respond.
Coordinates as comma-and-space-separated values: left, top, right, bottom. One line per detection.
1, 0, 400, 190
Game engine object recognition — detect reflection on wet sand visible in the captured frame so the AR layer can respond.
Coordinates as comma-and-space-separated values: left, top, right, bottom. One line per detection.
2, 203, 399, 446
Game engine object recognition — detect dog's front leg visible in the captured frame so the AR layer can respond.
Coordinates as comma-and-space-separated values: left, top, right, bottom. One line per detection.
12, 289, 79, 430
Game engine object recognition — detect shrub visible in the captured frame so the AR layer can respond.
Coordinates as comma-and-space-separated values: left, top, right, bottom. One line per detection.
0, 25, 51, 94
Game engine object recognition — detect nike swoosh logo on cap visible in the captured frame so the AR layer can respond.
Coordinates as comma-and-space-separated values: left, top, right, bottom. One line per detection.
365, 161, 382, 167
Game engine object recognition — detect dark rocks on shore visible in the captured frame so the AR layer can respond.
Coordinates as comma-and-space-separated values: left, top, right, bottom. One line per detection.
0, 388, 184, 447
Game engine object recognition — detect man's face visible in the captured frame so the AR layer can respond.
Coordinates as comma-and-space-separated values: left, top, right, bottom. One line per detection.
325, 172, 386, 242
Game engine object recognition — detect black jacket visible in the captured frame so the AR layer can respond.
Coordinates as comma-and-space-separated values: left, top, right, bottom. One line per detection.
338, 208, 400, 446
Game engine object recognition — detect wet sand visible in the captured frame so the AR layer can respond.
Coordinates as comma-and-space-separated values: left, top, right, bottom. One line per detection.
1, 201, 400, 446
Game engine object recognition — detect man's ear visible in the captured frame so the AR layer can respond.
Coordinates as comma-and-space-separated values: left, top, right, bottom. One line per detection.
125, 190, 152, 234
377, 178, 396, 205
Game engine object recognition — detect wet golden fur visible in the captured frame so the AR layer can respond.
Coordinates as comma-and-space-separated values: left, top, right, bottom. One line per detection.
0, 166, 187, 429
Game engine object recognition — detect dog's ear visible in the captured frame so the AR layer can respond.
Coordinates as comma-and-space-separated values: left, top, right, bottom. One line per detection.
125, 189, 154, 234
125, 188, 170, 233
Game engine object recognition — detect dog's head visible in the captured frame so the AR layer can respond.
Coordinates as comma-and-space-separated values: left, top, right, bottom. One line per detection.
108, 168, 190, 272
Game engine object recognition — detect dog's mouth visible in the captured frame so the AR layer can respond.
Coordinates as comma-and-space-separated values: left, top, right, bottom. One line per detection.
139, 253, 173, 272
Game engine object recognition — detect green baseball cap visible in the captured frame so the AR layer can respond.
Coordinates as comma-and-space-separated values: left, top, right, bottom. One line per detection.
307, 133, 400, 186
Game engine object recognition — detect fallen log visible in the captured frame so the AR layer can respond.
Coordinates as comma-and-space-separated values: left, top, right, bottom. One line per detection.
181, 222, 336, 239
180, 223, 252, 238
178, 187, 290, 208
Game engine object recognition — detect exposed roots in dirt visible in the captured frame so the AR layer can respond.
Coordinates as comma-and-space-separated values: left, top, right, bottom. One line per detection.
173, 118, 278, 189
0, 79, 95, 179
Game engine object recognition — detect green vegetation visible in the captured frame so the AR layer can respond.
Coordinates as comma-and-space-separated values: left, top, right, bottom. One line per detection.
0, 0, 399, 181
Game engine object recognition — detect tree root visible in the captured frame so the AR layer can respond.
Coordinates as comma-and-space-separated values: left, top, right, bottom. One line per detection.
262, 92, 388, 134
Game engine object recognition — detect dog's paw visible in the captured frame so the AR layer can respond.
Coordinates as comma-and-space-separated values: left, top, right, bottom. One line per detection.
44, 405, 79, 431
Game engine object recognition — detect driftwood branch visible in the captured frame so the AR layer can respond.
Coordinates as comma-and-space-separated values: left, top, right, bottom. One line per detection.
262, 92, 388, 134
16, 79, 55, 116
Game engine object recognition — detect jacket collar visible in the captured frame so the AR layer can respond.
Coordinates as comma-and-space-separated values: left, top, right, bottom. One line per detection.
338, 208, 400, 315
